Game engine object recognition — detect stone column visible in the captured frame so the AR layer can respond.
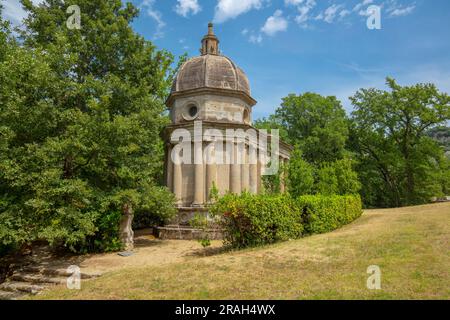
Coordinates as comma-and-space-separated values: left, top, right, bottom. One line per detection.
193, 142, 204, 206
206, 141, 217, 202
173, 146, 183, 207
249, 145, 258, 194
166, 145, 173, 191
230, 142, 241, 194
241, 144, 250, 192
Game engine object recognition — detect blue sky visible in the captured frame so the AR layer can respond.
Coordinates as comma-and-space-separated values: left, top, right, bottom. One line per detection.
3, 0, 450, 119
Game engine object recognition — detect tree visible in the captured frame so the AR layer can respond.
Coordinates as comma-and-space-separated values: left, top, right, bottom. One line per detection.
275, 93, 349, 164
427, 126, 450, 153
315, 159, 361, 196
349, 78, 450, 207
0, 0, 177, 253
314, 164, 338, 196
253, 114, 289, 143
286, 148, 314, 197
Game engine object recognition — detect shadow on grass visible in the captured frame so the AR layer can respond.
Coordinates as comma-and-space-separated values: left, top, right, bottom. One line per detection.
185, 244, 232, 257
133, 237, 168, 249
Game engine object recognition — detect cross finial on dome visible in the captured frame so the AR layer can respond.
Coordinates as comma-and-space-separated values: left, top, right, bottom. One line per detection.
200, 22, 220, 55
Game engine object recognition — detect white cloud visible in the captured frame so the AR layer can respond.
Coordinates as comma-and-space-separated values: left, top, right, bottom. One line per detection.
242, 29, 262, 44
213, 0, 266, 23
339, 9, 351, 19
284, 0, 305, 5
358, 9, 369, 17
295, 6, 310, 24
389, 5, 416, 17
292, 0, 317, 27
314, 13, 324, 21
358, 4, 383, 17
175, 0, 201, 17
141, 0, 166, 39
261, 10, 288, 36
249, 33, 263, 44
353, 0, 373, 12
324, 4, 343, 23
1, 0, 43, 25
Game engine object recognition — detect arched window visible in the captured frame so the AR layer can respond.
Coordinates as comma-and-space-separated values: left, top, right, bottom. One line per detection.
243, 108, 250, 124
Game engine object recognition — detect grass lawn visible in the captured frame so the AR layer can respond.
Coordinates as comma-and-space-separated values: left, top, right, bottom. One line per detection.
33, 203, 450, 300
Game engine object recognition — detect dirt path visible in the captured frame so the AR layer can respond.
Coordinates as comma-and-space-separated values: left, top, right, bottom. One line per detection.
22, 202, 450, 275
31, 202, 449, 300
75, 237, 223, 273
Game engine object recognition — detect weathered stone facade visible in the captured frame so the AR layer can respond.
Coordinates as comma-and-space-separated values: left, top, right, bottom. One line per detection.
161, 24, 292, 232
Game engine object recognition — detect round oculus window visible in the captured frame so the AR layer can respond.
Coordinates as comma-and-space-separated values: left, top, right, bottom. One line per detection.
188, 105, 198, 118
182, 103, 199, 120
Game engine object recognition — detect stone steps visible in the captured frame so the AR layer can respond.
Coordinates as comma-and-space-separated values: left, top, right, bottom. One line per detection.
0, 290, 23, 300
0, 266, 103, 300
0, 243, 104, 300
10, 273, 67, 285
0, 281, 44, 294
20, 266, 102, 279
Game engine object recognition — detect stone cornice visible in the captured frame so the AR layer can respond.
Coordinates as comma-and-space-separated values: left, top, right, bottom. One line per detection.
166, 87, 257, 108
161, 121, 293, 156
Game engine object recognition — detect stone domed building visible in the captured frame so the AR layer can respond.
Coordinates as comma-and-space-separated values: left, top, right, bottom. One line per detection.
161, 24, 292, 236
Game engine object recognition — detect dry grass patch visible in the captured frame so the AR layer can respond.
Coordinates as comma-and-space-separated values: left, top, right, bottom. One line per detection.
33, 203, 450, 300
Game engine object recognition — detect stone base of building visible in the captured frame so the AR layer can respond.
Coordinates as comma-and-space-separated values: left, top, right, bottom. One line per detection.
156, 206, 223, 240
156, 225, 223, 240
168, 206, 209, 226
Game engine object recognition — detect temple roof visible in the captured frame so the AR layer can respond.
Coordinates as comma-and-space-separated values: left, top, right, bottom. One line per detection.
171, 54, 251, 96
170, 23, 252, 98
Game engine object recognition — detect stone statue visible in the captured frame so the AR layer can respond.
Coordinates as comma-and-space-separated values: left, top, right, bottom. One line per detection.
119, 203, 134, 251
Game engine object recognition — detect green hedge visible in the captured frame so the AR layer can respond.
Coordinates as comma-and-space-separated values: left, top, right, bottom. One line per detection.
210, 193, 362, 248
297, 195, 363, 235
210, 193, 303, 248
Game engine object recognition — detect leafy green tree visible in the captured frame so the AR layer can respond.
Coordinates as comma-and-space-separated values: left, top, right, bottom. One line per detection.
333, 158, 361, 195
438, 154, 450, 195
314, 159, 361, 196
276, 93, 349, 164
261, 172, 281, 195
253, 114, 289, 142
286, 148, 314, 197
349, 78, 450, 207
314, 164, 338, 195
427, 126, 450, 153
0, 0, 177, 253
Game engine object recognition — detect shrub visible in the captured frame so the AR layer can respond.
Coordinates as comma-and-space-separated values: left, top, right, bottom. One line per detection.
297, 195, 363, 234
81, 210, 123, 253
210, 193, 362, 249
210, 192, 303, 248
190, 213, 212, 248
132, 185, 177, 229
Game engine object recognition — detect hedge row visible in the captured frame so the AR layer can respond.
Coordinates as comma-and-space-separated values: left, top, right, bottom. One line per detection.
209, 193, 303, 248
210, 193, 362, 248
298, 195, 363, 235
